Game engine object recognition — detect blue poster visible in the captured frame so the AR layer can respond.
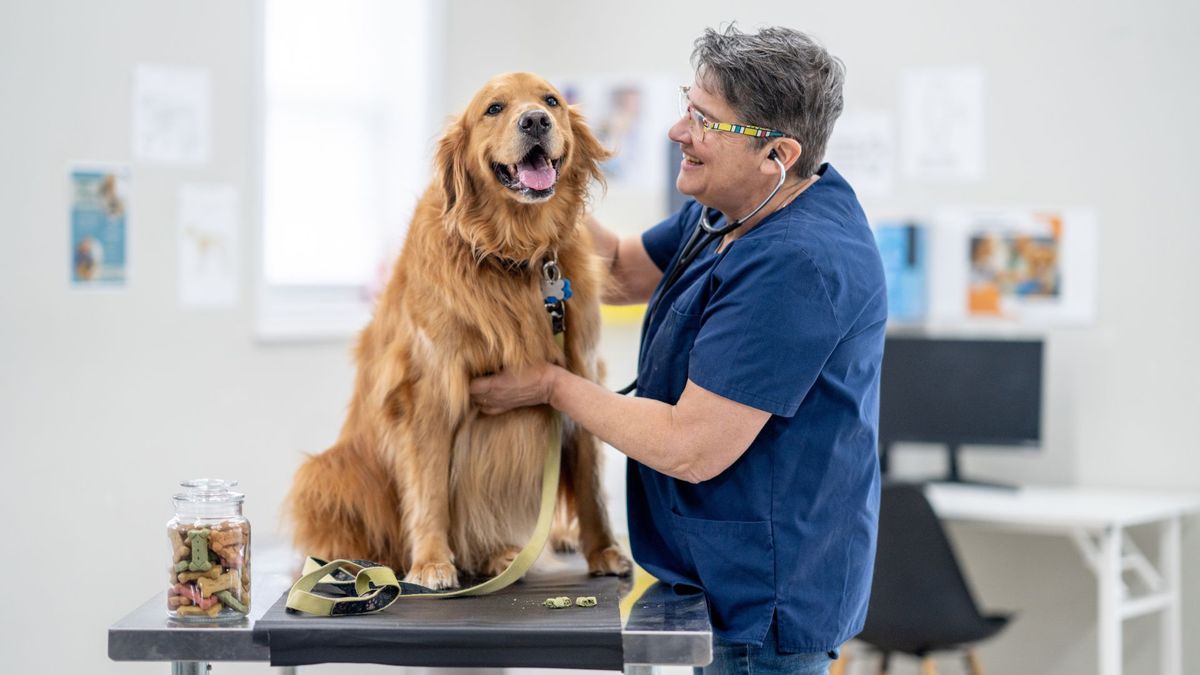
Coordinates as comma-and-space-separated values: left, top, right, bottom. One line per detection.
70, 164, 129, 287
874, 222, 927, 323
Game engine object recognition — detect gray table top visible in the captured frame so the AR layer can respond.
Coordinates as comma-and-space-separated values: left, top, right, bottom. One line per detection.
109, 550, 711, 668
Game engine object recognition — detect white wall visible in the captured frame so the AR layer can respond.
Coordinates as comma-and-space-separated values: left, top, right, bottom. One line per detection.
1, 1, 1198, 674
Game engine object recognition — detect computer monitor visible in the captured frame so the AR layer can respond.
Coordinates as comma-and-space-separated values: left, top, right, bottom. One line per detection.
878, 336, 1044, 485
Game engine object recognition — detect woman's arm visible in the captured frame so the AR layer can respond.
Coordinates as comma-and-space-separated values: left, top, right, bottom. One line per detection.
470, 365, 770, 483
586, 215, 664, 306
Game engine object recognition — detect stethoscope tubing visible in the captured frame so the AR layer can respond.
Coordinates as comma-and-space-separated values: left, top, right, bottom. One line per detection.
617, 157, 788, 395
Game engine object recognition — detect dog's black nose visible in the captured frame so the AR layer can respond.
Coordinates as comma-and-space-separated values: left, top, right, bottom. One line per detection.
518, 110, 552, 137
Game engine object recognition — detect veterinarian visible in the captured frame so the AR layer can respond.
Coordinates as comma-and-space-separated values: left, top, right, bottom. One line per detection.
470, 25, 884, 675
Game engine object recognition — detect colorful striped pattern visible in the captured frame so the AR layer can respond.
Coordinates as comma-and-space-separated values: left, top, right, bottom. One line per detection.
705, 121, 786, 138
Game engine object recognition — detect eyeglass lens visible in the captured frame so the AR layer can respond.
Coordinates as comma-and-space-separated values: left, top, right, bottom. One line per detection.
678, 86, 705, 141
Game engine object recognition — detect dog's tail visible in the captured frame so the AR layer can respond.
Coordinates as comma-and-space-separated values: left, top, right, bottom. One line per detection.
284, 439, 408, 569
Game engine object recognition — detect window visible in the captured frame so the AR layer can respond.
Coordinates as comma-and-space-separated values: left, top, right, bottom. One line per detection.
256, 0, 441, 341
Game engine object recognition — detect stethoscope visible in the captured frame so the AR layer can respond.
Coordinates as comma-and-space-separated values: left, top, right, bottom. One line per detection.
617, 154, 788, 395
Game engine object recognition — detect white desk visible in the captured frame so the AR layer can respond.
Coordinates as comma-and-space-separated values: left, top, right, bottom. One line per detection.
926, 483, 1200, 675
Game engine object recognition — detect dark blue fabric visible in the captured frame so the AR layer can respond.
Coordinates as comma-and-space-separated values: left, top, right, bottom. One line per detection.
629, 164, 886, 653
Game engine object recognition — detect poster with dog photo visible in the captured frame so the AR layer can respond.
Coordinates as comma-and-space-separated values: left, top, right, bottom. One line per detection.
555, 75, 680, 224
70, 163, 130, 288
928, 207, 1097, 324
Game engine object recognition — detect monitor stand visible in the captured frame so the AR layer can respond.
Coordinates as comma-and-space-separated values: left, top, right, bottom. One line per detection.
928, 443, 1017, 491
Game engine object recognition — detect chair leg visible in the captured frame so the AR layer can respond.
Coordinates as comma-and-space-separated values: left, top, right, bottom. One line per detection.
829, 645, 849, 675
964, 648, 987, 675
920, 656, 939, 675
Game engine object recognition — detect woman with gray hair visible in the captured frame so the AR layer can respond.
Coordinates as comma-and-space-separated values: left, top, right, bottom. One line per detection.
471, 25, 885, 675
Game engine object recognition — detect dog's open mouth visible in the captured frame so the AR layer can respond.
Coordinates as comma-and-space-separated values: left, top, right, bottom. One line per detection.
493, 145, 561, 198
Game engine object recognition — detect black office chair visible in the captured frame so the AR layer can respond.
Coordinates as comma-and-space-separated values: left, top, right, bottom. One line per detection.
856, 482, 1011, 675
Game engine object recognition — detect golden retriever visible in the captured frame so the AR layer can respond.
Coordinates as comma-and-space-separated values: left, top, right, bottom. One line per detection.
287, 72, 632, 589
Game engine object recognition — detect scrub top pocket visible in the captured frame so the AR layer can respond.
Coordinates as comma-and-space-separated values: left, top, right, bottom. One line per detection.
669, 510, 776, 643
640, 305, 703, 402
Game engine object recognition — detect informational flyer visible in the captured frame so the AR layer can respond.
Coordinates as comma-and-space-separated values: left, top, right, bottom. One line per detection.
901, 66, 985, 182
929, 207, 1098, 324
826, 110, 895, 198
178, 183, 239, 308
132, 64, 211, 165
70, 163, 130, 288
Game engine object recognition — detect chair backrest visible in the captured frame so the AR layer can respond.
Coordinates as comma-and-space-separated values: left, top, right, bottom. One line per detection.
859, 482, 986, 650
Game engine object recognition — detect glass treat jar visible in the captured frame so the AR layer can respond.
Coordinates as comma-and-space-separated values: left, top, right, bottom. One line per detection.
167, 479, 251, 622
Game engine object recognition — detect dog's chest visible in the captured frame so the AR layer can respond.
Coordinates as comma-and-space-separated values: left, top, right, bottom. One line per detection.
470, 266, 585, 368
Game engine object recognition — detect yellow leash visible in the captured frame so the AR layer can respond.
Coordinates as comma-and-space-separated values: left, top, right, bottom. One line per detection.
286, 413, 563, 616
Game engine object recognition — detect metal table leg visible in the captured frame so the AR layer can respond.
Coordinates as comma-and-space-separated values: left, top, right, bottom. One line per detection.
1161, 516, 1182, 675
1097, 525, 1122, 675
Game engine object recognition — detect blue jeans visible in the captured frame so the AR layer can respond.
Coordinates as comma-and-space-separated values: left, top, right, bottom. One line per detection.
695, 625, 836, 675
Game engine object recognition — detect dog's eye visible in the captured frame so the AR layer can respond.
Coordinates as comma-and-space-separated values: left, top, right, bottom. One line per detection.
486, 103, 504, 116
544, 95, 559, 108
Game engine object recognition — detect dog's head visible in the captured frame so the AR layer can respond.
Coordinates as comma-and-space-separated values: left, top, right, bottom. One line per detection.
436, 72, 610, 261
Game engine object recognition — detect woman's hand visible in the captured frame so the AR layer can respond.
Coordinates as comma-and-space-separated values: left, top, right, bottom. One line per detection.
469, 363, 560, 415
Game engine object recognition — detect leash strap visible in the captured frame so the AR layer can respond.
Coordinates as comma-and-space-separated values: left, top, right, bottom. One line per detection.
286, 415, 563, 616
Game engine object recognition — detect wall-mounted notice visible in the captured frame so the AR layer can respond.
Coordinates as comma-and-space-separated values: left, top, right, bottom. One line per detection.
901, 66, 984, 182
929, 206, 1098, 324
178, 184, 238, 308
826, 110, 895, 198
133, 64, 211, 165
70, 163, 130, 288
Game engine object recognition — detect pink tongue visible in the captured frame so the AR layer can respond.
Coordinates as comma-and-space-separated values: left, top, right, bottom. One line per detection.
517, 155, 556, 191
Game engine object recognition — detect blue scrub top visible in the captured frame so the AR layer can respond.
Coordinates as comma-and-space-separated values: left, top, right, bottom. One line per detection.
629, 164, 886, 654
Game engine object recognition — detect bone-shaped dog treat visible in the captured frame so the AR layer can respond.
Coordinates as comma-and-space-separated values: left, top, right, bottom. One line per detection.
216, 590, 248, 614
210, 527, 244, 547
168, 595, 193, 609
170, 528, 191, 562
176, 602, 222, 617
186, 529, 213, 572
178, 566, 222, 583
198, 571, 237, 598
173, 583, 220, 609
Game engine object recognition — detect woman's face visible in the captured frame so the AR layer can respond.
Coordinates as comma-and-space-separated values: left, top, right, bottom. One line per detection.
669, 77, 777, 215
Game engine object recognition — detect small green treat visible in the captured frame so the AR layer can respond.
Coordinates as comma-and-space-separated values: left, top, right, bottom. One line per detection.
216, 590, 249, 614
187, 529, 213, 572
575, 596, 598, 607
173, 560, 190, 573
543, 596, 571, 609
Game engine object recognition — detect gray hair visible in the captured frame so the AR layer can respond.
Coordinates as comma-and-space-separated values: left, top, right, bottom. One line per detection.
692, 25, 845, 178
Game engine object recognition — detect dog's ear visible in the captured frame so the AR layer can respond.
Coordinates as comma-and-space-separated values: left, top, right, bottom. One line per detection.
435, 116, 471, 219
567, 104, 613, 191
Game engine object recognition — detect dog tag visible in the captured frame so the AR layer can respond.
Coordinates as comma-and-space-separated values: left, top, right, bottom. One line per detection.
541, 277, 573, 304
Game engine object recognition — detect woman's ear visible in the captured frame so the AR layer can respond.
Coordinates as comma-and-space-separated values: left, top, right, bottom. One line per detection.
764, 137, 804, 176
567, 105, 613, 191
435, 116, 471, 219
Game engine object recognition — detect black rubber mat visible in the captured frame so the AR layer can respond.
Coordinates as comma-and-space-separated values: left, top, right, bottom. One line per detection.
254, 568, 624, 670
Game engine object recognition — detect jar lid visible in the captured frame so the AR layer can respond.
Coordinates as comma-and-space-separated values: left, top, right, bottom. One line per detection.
173, 478, 245, 505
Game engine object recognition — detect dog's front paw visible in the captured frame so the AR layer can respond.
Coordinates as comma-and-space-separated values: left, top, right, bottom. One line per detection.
405, 560, 459, 590
586, 544, 633, 577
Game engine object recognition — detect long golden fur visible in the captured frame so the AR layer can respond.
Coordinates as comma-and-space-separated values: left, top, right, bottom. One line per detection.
286, 72, 632, 589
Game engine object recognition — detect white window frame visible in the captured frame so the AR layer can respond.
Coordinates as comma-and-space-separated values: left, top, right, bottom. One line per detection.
251, 0, 445, 343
